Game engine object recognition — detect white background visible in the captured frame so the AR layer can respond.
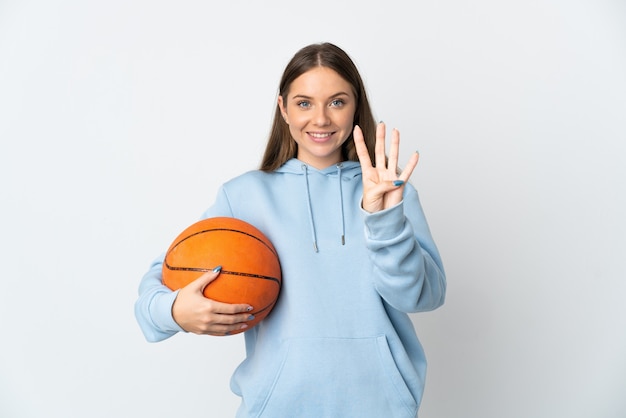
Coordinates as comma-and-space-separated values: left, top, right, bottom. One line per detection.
1, 1, 625, 417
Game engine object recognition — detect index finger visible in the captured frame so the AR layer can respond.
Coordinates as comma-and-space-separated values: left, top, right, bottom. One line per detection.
353, 125, 373, 171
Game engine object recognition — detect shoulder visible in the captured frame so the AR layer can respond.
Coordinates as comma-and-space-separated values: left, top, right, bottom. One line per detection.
223, 169, 274, 189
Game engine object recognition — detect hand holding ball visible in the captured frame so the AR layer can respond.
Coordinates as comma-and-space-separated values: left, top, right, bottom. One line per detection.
162, 217, 282, 334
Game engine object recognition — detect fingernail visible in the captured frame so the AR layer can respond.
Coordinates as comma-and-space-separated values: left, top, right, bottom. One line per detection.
379, 120, 384, 124
225, 331, 231, 336
247, 315, 255, 321
393, 180, 405, 187
246, 306, 254, 312
212, 265, 222, 273
240, 324, 248, 330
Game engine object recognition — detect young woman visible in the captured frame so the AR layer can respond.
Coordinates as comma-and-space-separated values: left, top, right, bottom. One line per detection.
135, 42, 446, 418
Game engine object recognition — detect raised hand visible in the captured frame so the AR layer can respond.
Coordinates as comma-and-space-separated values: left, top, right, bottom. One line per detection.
353, 122, 420, 213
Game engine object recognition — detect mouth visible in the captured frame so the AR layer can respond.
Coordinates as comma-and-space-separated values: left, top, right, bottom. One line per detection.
308, 131, 335, 143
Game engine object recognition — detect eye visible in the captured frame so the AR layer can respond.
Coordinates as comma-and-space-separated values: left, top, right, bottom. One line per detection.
330, 99, 345, 107
297, 100, 311, 109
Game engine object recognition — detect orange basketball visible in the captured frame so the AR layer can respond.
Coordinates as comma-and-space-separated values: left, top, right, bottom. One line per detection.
162, 217, 281, 334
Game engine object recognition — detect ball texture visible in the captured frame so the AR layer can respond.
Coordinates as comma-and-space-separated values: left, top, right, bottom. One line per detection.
162, 217, 282, 334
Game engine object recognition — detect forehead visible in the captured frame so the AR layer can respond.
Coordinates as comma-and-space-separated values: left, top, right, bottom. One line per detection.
288, 66, 354, 98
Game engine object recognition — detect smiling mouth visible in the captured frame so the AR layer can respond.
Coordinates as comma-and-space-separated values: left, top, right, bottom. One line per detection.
308, 132, 334, 142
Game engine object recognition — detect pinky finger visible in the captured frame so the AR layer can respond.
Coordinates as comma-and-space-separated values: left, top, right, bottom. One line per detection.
207, 323, 249, 337
399, 150, 420, 182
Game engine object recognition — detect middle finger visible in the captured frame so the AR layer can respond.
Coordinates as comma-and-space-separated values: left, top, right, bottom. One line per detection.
375, 122, 387, 169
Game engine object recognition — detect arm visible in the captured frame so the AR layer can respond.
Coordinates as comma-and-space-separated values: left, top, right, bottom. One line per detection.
364, 184, 446, 312
134, 255, 183, 342
354, 122, 446, 313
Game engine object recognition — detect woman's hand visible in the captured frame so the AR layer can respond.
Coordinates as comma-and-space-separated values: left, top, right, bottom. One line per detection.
171, 268, 254, 336
353, 122, 420, 213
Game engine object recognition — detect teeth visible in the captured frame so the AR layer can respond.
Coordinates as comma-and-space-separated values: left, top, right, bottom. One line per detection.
310, 132, 331, 138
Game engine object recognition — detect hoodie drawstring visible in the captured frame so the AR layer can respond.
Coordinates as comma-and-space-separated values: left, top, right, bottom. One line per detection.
302, 164, 319, 252
337, 163, 346, 246
301, 163, 347, 253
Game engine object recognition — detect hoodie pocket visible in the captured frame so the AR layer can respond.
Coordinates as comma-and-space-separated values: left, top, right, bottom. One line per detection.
253, 335, 418, 418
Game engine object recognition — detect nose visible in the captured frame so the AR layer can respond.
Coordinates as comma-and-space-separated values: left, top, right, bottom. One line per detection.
313, 106, 331, 126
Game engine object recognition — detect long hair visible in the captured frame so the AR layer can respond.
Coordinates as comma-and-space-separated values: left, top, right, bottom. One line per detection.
260, 43, 377, 172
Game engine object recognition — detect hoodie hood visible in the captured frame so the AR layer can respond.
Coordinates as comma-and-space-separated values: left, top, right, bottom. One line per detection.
275, 158, 362, 176
276, 158, 362, 252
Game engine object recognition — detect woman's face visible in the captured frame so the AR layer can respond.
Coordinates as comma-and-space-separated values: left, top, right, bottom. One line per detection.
278, 66, 356, 169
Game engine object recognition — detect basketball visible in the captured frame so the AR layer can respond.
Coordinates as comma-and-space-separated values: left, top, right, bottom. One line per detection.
162, 217, 282, 334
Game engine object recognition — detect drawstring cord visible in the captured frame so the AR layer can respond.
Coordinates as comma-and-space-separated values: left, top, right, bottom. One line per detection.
337, 163, 346, 246
302, 163, 347, 252
302, 164, 319, 253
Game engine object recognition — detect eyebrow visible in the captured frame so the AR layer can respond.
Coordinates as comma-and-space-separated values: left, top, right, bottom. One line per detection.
290, 91, 351, 100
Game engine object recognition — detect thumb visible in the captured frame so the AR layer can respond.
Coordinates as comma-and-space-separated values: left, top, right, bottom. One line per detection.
189, 266, 222, 294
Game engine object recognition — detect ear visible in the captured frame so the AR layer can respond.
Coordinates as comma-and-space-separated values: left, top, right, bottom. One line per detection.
277, 95, 288, 123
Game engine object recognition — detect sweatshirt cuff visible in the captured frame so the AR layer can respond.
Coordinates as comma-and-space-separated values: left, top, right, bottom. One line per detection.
362, 199, 405, 240
150, 290, 185, 333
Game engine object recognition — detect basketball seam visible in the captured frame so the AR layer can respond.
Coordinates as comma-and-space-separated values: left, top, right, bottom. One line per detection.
169, 227, 279, 258
162, 265, 281, 285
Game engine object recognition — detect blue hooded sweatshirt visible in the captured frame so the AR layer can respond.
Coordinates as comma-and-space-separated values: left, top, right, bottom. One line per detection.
135, 158, 446, 418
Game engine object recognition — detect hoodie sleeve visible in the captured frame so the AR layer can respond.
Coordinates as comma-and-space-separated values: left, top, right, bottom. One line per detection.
134, 186, 235, 342
363, 183, 446, 313
134, 255, 184, 342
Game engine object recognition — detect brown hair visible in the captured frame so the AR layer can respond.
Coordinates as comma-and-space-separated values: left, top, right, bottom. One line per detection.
260, 43, 377, 172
